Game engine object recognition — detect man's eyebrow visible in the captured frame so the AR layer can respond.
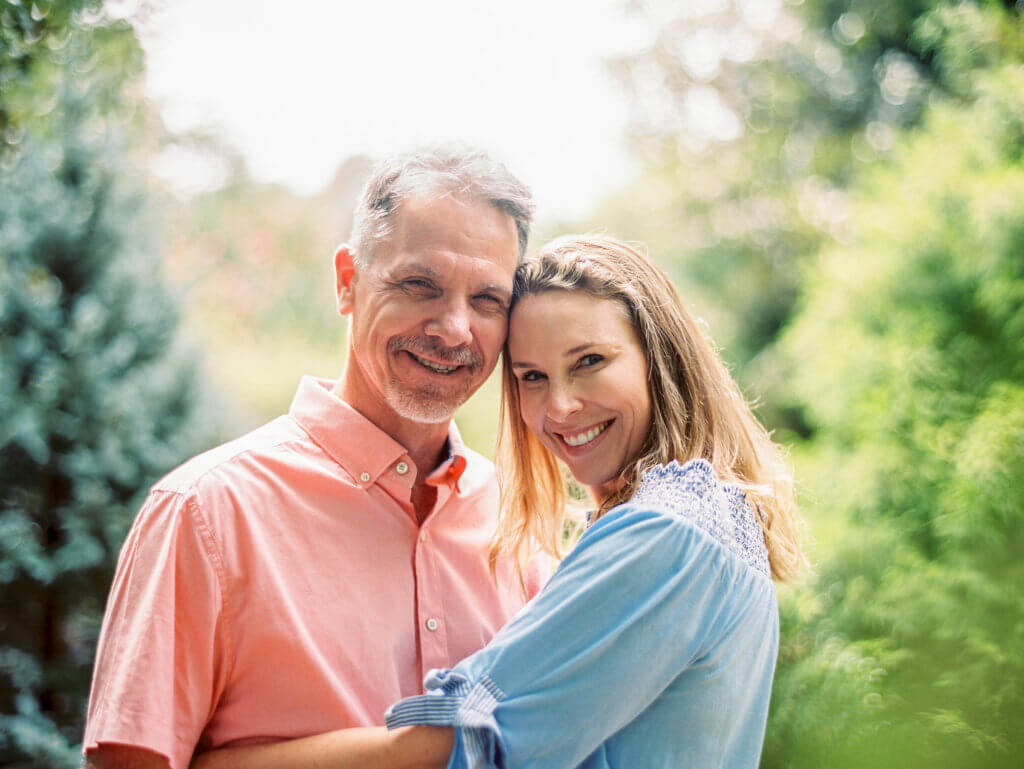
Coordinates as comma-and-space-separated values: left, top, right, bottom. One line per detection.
479, 283, 512, 301
396, 263, 442, 277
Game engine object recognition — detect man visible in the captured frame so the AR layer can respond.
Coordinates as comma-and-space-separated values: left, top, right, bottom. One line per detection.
83, 146, 539, 769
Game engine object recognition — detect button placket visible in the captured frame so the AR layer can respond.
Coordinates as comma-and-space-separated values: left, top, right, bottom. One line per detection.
413, 525, 448, 677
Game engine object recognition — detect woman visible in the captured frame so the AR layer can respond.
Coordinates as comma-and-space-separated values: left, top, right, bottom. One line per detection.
194, 234, 804, 769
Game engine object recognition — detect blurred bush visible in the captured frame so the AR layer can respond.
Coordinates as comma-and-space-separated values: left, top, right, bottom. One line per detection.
765, 8, 1024, 766
594, 0, 1021, 435
0, 5, 215, 765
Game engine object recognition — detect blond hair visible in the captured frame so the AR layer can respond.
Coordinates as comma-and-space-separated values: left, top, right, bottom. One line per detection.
492, 235, 805, 582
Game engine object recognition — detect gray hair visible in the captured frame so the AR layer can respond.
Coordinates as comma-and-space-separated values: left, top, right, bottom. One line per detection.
349, 144, 535, 265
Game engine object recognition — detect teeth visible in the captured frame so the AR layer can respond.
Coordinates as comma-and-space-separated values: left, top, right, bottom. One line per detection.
563, 422, 609, 447
412, 354, 458, 374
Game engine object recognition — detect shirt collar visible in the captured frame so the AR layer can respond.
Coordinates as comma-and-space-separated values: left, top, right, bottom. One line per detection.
289, 376, 469, 491
425, 422, 469, 493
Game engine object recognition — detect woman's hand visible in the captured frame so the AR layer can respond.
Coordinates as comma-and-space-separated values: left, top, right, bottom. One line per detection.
189, 725, 454, 769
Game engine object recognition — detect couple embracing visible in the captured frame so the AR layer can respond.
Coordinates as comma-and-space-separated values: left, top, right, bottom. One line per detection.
83, 145, 803, 769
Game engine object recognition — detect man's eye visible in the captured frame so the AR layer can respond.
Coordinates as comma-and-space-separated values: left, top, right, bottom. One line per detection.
402, 278, 435, 291
475, 294, 507, 310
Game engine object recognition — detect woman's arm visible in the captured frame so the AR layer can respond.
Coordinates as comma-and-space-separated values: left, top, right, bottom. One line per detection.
386, 504, 760, 769
190, 725, 454, 769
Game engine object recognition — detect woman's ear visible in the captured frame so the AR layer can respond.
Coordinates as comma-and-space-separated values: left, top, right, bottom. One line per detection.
334, 245, 357, 315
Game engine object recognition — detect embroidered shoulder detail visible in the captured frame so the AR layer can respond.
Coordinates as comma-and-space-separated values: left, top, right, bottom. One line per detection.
631, 459, 770, 578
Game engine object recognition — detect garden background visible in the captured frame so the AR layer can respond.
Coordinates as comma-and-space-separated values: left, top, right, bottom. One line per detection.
2, 0, 1022, 766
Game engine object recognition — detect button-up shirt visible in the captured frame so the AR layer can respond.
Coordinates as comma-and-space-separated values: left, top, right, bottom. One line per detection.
84, 376, 542, 769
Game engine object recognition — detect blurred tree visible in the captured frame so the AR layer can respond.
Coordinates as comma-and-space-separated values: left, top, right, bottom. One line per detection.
765, 6, 1024, 765
158, 151, 372, 431
0, 8, 212, 767
599, 0, 1020, 432
0, 0, 142, 157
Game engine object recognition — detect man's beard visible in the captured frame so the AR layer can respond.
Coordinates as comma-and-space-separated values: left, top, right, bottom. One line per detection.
385, 336, 484, 424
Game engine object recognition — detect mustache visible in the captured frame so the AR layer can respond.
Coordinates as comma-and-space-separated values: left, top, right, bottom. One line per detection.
390, 337, 482, 370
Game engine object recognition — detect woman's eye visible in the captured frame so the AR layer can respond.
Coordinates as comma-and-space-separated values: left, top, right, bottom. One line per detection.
519, 371, 545, 383
579, 353, 604, 368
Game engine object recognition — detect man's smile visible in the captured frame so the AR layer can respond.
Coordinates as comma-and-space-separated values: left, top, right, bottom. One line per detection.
408, 352, 461, 375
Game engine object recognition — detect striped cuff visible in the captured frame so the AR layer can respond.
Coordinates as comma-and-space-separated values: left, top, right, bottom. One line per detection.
386, 669, 506, 768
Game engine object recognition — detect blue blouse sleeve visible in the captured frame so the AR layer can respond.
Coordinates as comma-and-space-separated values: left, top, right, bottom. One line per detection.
386, 503, 746, 769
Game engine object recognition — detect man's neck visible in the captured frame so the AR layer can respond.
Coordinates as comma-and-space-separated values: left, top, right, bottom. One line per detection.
331, 377, 450, 489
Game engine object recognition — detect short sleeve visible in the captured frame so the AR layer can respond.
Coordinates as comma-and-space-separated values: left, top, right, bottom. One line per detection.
83, 489, 230, 769
386, 504, 738, 769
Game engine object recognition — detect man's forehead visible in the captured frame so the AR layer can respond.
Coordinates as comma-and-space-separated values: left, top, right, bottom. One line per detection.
392, 195, 516, 246
372, 196, 518, 280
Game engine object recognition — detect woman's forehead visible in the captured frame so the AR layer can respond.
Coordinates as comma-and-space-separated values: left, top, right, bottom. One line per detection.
508, 291, 636, 361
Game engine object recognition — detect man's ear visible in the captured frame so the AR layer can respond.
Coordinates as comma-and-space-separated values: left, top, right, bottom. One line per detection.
334, 244, 357, 315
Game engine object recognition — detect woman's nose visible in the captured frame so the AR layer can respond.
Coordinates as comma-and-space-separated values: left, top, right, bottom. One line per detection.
546, 382, 582, 421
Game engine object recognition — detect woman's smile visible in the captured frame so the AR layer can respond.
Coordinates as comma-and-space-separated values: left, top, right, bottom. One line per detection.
557, 419, 614, 449
509, 290, 652, 500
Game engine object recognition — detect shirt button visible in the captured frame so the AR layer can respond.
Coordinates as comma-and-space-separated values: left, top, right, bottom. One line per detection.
419, 531, 427, 542
396, 461, 409, 475
425, 617, 439, 632
359, 472, 371, 483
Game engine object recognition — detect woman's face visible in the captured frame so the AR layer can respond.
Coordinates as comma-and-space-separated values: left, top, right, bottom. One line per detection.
509, 290, 653, 502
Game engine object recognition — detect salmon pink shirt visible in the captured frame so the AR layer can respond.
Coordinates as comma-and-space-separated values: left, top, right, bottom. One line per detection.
83, 376, 541, 769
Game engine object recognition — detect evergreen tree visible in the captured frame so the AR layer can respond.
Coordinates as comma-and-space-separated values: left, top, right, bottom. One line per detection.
0, 14, 213, 767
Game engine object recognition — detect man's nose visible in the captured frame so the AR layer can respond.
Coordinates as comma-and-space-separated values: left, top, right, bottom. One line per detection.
425, 300, 473, 348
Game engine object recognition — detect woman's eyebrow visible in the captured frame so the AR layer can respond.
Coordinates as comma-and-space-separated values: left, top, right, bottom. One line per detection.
511, 343, 600, 369
565, 343, 594, 355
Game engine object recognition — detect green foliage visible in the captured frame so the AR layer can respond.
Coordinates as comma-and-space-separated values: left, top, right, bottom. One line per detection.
596, 0, 1018, 435
0, 11, 213, 766
765, 22, 1024, 767
0, 1, 143, 156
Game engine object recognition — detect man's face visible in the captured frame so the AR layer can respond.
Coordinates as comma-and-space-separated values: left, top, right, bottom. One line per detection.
337, 195, 519, 426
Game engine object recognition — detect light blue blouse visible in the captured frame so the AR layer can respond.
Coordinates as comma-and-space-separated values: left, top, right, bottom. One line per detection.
386, 458, 779, 769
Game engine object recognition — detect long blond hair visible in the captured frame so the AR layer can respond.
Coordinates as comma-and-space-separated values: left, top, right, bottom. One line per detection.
491, 235, 805, 582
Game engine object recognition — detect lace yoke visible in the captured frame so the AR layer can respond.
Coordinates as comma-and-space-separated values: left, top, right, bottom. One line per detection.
628, 459, 771, 578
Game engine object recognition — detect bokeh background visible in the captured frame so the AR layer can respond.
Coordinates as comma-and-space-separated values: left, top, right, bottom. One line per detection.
2, 0, 1023, 766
